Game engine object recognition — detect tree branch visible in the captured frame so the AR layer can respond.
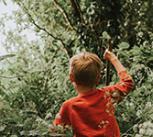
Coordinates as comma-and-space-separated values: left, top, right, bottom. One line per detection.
70, 0, 85, 23
0, 75, 18, 79
0, 54, 15, 61
105, 39, 112, 85
53, 0, 76, 31
17, 2, 71, 58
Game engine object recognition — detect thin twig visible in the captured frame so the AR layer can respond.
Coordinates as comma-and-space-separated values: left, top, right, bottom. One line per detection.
53, 0, 76, 31
0, 54, 16, 61
0, 75, 18, 79
121, 119, 142, 137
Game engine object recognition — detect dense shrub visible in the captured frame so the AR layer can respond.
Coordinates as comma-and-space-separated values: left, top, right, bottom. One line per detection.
0, 0, 153, 136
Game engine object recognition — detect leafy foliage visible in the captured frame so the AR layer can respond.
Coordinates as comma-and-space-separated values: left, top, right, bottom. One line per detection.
0, 0, 153, 137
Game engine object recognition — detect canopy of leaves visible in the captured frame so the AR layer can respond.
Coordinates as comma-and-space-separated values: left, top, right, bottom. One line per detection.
0, 0, 153, 136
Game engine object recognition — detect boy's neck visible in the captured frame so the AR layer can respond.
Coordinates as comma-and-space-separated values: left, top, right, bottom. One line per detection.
74, 83, 95, 95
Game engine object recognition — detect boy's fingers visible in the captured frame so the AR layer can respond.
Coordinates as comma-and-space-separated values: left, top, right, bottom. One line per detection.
103, 49, 109, 60
103, 49, 112, 60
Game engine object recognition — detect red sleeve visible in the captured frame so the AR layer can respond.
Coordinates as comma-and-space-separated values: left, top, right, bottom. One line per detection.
53, 102, 70, 126
102, 71, 134, 96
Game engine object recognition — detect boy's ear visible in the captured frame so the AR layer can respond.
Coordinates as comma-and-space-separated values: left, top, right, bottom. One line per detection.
69, 73, 75, 82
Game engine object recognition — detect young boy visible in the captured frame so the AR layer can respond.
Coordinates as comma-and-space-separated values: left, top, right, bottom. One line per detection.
53, 50, 134, 137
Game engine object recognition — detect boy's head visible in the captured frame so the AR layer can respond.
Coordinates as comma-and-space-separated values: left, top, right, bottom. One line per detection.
69, 52, 103, 88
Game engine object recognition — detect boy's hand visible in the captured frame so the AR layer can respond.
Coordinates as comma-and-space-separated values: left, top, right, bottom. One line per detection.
103, 49, 117, 62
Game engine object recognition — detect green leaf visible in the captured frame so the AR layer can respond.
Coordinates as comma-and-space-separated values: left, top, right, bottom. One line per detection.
102, 31, 111, 40
117, 42, 130, 50
0, 124, 6, 132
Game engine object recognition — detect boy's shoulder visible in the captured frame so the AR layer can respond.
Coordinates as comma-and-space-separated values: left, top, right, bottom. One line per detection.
63, 89, 106, 105
62, 96, 80, 106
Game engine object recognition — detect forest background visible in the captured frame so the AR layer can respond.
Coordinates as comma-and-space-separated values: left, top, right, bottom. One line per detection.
0, 0, 153, 137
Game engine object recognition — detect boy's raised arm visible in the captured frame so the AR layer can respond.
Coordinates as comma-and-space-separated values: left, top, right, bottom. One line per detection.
103, 50, 134, 102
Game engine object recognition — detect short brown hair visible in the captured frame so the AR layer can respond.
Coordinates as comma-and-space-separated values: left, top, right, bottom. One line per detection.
70, 52, 103, 87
